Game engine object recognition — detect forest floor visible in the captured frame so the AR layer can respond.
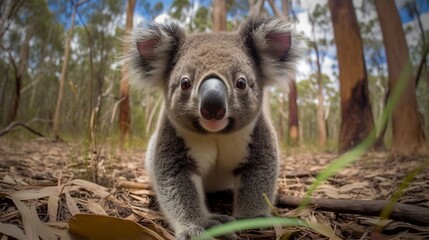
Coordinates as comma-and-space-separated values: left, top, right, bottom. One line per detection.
1, 138, 429, 240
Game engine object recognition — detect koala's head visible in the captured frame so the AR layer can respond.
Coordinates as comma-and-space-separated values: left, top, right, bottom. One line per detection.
121, 17, 298, 134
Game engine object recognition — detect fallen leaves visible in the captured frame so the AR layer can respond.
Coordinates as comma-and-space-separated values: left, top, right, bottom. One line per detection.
305, 214, 341, 240
1, 139, 428, 239
0, 222, 27, 240
0, 175, 169, 239
0, 193, 58, 240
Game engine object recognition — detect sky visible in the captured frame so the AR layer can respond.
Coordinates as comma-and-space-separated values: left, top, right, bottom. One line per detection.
398, 0, 429, 22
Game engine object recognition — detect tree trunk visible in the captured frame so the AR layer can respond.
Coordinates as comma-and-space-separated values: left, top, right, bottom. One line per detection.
314, 44, 327, 148
212, 0, 226, 33
279, 0, 299, 146
329, 0, 375, 153
281, 0, 289, 16
8, 27, 31, 123
288, 80, 299, 146
267, 0, 281, 17
53, 5, 77, 137
119, 0, 135, 144
95, 34, 107, 124
9, 75, 21, 124
278, 96, 285, 142
375, 0, 428, 157
373, 89, 389, 151
411, 2, 428, 86
0, 68, 8, 117
250, 0, 265, 17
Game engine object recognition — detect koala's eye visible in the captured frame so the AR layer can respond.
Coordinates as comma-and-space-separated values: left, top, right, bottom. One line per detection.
181, 78, 191, 90
235, 78, 247, 90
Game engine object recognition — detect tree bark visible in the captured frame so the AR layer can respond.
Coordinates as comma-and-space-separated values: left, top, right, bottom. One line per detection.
52, 4, 77, 137
281, 0, 289, 16
95, 34, 106, 124
212, 0, 226, 33
278, 96, 285, 142
329, 0, 376, 153
409, 2, 428, 86
279, 0, 299, 146
119, 0, 135, 145
288, 80, 299, 146
375, 0, 428, 157
8, 27, 31, 123
314, 44, 327, 148
267, 0, 281, 17
0, 68, 8, 114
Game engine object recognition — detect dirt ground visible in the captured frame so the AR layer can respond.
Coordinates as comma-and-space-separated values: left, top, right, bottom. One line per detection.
0, 138, 428, 239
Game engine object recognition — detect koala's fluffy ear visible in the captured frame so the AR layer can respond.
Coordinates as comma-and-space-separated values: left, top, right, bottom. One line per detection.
120, 22, 185, 89
239, 17, 300, 90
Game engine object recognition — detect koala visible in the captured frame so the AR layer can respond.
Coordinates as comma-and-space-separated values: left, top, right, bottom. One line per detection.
121, 17, 298, 240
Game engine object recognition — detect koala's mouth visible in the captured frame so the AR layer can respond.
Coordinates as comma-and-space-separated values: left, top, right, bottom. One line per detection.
198, 118, 229, 133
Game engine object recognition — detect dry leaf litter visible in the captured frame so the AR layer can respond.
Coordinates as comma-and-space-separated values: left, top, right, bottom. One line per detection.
0, 139, 428, 239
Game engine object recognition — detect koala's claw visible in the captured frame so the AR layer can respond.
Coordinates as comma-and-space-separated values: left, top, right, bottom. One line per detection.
176, 224, 208, 240
206, 215, 239, 240
209, 214, 235, 224
176, 216, 238, 240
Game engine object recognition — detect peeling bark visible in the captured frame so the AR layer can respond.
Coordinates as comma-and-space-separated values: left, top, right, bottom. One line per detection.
329, 0, 375, 153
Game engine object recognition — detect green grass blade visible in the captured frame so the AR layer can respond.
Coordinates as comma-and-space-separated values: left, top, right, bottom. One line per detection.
192, 217, 308, 240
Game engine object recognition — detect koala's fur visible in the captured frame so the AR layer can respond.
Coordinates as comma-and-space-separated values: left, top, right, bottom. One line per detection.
121, 17, 299, 240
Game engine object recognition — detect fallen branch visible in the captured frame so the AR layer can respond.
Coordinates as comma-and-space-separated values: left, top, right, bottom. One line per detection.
116, 180, 151, 190
277, 196, 429, 226
284, 171, 318, 178
0, 121, 45, 137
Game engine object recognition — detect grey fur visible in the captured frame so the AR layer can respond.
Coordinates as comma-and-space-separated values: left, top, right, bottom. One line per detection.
121, 17, 299, 239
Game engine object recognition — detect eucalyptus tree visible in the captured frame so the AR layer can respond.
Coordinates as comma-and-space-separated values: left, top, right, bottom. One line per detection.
329, 0, 376, 152
119, 0, 136, 144
375, 0, 428, 157
308, 3, 331, 148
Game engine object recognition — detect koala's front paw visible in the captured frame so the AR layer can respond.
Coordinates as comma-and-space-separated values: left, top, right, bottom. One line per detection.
176, 224, 208, 240
209, 214, 235, 225
176, 215, 238, 240
206, 215, 239, 240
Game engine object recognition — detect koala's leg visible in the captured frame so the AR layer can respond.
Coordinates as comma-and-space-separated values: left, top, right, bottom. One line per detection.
152, 119, 227, 239
233, 117, 279, 218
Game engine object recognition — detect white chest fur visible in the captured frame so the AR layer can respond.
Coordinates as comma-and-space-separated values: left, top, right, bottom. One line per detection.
175, 121, 256, 192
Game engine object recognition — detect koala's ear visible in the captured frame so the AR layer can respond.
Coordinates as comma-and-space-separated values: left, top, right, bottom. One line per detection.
120, 22, 185, 89
239, 17, 300, 89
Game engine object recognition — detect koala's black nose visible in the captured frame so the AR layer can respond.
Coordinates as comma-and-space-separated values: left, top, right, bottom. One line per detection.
199, 78, 227, 120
